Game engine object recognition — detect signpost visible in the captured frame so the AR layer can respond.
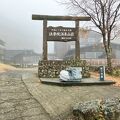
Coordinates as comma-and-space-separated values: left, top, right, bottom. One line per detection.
99, 66, 105, 81
32, 15, 91, 60
47, 26, 76, 42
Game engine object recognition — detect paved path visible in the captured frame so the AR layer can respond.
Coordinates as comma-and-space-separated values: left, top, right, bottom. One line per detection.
1, 70, 120, 120
0, 71, 51, 120
23, 72, 120, 120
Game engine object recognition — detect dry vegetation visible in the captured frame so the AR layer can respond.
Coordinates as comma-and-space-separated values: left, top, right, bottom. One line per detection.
0, 63, 16, 72
91, 72, 120, 87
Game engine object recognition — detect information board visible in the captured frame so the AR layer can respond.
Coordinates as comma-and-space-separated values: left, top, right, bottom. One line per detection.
47, 26, 76, 42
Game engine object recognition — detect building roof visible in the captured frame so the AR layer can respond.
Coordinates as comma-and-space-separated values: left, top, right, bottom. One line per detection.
14, 50, 39, 58
4, 50, 40, 60
64, 42, 120, 59
0, 40, 5, 46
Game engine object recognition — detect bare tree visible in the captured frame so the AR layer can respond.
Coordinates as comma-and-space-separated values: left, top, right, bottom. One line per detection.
61, 0, 120, 69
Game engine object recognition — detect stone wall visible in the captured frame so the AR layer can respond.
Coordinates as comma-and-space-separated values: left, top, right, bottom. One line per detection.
38, 59, 90, 78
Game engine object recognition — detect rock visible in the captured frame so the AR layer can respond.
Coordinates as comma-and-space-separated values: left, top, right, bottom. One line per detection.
73, 98, 120, 120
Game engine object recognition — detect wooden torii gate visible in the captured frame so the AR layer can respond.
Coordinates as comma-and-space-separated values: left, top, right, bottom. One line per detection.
32, 15, 91, 60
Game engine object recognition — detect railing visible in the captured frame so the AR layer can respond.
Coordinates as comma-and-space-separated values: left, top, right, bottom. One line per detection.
81, 59, 120, 66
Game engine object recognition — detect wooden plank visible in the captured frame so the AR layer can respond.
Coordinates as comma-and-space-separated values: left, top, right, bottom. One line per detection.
32, 15, 91, 21
75, 20, 80, 59
43, 19, 48, 60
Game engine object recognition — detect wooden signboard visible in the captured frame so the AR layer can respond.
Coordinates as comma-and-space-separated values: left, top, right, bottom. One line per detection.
32, 15, 91, 60
47, 26, 76, 42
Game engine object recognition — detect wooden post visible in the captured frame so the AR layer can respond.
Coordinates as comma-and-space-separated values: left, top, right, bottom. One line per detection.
75, 20, 80, 59
43, 19, 47, 60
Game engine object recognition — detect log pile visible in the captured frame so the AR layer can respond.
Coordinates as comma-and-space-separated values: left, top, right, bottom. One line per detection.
38, 59, 90, 78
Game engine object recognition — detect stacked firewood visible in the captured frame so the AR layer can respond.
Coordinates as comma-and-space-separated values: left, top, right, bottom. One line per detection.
38, 59, 90, 78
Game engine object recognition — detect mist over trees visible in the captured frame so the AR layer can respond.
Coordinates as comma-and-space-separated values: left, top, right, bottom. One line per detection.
0, 39, 5, 46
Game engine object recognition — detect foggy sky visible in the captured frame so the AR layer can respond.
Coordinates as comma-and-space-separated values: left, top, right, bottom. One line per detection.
0, 0, 93, 53
0, 0, 69, 53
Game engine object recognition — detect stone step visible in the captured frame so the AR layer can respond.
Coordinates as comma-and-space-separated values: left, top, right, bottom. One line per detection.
40, 78, 116, 86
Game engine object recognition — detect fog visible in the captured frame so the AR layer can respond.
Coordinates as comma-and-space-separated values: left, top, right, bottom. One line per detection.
0, 0, 66, 53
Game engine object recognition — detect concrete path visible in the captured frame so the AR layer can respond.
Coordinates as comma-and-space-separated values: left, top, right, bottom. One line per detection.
22, 72, 120, 120
0, 71, 51, 120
